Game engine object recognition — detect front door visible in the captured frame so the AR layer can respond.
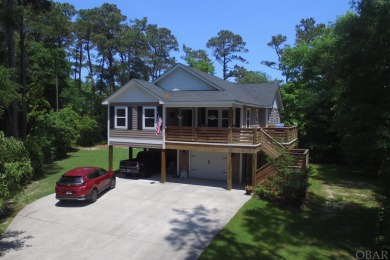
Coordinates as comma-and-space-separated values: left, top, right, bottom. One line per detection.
207, 109, 219, 127
180, 109, 193, 127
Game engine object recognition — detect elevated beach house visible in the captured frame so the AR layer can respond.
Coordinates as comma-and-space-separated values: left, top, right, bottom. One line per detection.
102, 63, 308, 190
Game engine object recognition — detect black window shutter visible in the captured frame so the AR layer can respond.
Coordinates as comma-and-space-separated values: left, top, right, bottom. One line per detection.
235, 108, 241, 127
199, 108, 205, 126
127, 106, 132, 130
137, 106, 142, 130
157, 106, 162, 119
110, 106, 115, 129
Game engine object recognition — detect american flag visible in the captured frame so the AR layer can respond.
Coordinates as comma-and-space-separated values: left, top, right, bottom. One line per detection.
155, 116, 162, 136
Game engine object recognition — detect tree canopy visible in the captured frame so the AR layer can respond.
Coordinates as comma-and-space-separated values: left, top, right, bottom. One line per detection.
206, 30, 248, 80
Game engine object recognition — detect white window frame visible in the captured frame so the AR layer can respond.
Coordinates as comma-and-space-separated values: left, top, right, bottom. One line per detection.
115, 106, 127, 129
246, 108, 251, 128
143, 106, 156, 130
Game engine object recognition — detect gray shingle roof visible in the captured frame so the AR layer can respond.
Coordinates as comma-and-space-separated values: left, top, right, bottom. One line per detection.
106, 64, 280, 108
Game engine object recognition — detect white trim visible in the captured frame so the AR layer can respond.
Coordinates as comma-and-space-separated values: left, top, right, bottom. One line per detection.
115, 106, 127, 129
162, 106, 166, 149
109, 138, 163, 145
143, 106, 157, 130
265, 108, 269, 127
107, 105, 110, 141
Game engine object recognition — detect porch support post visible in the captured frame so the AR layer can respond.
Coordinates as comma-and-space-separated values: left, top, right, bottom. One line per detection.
252, 152, 257, 187
228, 107, 233, 144
161, 149, 166, 183
128, 147, 133, 159
228, 107, 233, 127
109, 145, 113, 172
227, 151, 233, 191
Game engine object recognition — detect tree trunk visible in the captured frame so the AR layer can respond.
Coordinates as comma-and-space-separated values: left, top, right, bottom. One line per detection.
6, 0, 18, 138
20, 11, 27, 139
86, 42, 95, 101
78, 42, 82, 89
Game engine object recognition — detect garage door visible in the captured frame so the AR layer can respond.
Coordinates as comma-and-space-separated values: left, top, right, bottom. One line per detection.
190, 151, 227, 180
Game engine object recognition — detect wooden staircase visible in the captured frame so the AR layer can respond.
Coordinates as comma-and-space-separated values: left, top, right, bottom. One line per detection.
254, 129, 309, 186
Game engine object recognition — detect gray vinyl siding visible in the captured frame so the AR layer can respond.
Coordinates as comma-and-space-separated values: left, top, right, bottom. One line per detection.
156, 67, 217, 91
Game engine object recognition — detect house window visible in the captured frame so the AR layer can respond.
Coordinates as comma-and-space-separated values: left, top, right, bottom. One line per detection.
246, 109, 251, 128
115, 107, 127, 129
143, 106, 156, 129
222, 109, 229, 127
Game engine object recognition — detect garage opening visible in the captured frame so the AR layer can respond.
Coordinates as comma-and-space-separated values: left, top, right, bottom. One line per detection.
190, 151, 228, 181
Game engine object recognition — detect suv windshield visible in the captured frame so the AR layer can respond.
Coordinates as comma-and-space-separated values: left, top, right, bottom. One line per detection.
58, 176, 83, 184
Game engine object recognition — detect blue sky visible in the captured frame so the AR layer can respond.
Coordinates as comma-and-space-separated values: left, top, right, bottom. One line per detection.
57, 0, 352, 81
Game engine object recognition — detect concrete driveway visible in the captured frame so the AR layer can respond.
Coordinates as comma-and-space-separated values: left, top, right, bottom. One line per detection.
0, 176, 250, 260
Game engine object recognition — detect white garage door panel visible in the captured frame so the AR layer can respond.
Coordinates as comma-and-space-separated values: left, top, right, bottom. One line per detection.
190, 151, 227, 180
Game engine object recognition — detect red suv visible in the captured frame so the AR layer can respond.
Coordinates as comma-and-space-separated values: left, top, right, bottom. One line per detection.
55, 167, 116, 203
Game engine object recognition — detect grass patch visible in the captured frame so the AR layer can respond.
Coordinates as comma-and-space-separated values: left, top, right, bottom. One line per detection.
0, 146, 136, 235
200, 164, 381, 259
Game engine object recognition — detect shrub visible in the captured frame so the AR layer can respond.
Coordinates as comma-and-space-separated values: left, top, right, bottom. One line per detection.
32, 107, 80, 158
254, 150, 310, 206
24, 135, 45, 178
374, 157, 390, 251
0, 132, 33, 209
77, 116, 98, 147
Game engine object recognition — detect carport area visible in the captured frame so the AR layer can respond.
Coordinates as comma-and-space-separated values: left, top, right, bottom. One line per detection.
0, 176, 250, 259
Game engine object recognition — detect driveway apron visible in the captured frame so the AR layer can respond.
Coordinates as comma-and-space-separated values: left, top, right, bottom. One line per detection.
0, 177, 250, 260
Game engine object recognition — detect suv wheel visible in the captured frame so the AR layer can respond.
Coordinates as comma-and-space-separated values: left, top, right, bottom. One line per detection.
109, 177, 116, 189
89, 188, 98, 203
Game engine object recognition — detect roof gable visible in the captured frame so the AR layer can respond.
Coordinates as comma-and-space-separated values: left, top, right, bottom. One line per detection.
154, 64, 220, 91
102, 80, 159, 104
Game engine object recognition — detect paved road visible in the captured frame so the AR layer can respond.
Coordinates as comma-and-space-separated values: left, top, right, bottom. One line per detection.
0, 177, 250, 260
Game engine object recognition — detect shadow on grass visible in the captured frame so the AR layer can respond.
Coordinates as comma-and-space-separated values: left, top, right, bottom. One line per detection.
200, 165, 380, 259
0, 231, 33, 257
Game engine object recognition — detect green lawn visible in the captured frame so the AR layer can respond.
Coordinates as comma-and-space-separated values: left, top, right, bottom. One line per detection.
1, 151, 382, 258
200, 164, 381, 259
0, 146, 135, 234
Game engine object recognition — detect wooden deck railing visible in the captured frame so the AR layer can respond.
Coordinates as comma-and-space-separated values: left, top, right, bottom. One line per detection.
166, 126, 263, 145
289, 149, 310, 169
254, 149, 310, 186
263, 125, 298, 143
255, 162, 275, 186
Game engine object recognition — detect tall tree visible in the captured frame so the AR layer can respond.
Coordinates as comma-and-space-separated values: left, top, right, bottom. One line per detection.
261, 34, 291, 82
1, 0, 18, 138
334, 0, 390, 171
145, 24, 178, 80
90, 3, 126, 93
232, 65, 270, 84
117, 17, 149, 84
181, 44, 214, 74
295, 18, 326, 44
206, 30, 248, 80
